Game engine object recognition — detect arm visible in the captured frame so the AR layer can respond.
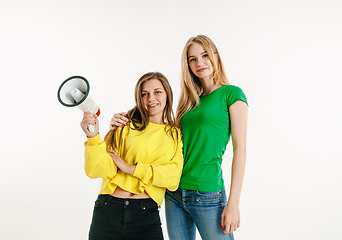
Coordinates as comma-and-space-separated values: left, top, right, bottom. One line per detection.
221, 100, 248, 233
107, 149, 136, 174
133, 138, 183, 191
107, 134, 184, 190
81, 112, 118, 179
84, 135, 118, 179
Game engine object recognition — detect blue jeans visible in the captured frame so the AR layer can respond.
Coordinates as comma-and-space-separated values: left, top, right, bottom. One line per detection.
89, 194, 163, 240
165, 188, 234, 240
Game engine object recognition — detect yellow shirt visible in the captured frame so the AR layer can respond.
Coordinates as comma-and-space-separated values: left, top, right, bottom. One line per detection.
84, 122, 183, 206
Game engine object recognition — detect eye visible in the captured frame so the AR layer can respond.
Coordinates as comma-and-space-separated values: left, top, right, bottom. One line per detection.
155, 91, 161, 95
189, 58, 196, 62
141, 93, 148, 97
203, 54, 208, 58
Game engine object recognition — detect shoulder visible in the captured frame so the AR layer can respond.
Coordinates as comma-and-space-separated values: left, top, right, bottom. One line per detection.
165, 124, 182, 135
165, 125, 183, 142
174, 127, 182, 139
172, 125, 182, 133
221, 85, 245, 94
221, 85, 248, 106
115, 122, 135, 138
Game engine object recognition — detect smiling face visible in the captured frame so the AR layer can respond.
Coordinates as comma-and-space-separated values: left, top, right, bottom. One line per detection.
188, 42, 215, 81
141, 79, 167, 124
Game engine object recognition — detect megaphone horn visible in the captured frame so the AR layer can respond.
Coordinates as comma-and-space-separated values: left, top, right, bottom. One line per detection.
57, 76, 100, 132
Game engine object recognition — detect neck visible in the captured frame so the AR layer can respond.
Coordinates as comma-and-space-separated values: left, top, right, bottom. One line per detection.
149, 115, 164, 125
200, 77, 221, 95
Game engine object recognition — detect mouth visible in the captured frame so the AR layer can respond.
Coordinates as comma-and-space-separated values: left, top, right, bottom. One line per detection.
197, 68, 207, 72
148, 103, 159, 108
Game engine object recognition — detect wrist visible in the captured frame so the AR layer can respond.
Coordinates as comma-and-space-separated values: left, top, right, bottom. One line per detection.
118, 160, 136, 175
128, 165, 136, 175
227, 198, 240, 206
86, 133, 102, 146
87, 133, 98, 139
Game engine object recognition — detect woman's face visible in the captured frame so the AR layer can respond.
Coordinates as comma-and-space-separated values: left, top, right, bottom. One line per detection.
188, 43, 214, 80
141, 79, 167, 124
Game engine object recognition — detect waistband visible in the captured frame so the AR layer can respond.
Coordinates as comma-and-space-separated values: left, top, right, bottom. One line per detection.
97, 194, 157, 209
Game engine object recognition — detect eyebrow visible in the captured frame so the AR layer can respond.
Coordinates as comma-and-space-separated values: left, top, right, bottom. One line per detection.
188, 51, 207, 59
142, 88, 163, 92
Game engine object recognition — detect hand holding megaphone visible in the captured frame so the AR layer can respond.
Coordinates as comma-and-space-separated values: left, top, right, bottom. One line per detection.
80, 111, 99, 138
57, 76, 101, 134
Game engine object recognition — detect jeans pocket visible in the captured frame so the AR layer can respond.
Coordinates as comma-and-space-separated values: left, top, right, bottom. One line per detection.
196, 190, 221, 196
194, 190, 226, 205
143, 205, 158, 215
93, 199, 106, 213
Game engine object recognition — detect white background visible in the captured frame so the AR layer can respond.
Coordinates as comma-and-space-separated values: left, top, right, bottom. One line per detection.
1, 0, 341, 239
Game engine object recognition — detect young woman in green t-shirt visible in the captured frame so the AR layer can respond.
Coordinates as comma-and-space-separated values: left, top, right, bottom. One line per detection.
110, 35, 248, 240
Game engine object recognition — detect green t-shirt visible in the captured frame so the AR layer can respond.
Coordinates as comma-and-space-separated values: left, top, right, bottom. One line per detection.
179, 85, 248, 191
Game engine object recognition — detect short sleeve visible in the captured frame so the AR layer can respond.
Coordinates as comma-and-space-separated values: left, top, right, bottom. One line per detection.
226, 85, 248, 107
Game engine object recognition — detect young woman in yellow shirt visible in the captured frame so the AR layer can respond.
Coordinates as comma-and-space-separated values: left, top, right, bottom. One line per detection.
80, 72, 183, 240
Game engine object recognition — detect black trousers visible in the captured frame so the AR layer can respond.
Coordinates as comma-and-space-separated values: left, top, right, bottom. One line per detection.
89, 194, 163, 240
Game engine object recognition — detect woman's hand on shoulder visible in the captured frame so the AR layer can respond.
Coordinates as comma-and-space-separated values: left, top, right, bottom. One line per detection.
110, 112, 129, 130
80, 112, 99, 138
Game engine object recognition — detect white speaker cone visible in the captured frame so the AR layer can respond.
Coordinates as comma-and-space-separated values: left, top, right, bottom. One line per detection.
70, 88, 85, 103
57, 76, 100, 133
57, 76, 89, 107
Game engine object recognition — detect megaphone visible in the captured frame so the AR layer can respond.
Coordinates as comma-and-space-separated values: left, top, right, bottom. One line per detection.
57, 76, 100, 132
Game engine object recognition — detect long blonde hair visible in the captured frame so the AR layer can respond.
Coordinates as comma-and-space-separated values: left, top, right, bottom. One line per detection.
105, 72, 178, 150
176, 35, 229, 127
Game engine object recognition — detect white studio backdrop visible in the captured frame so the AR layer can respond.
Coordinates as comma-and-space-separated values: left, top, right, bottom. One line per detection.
1, 0, 341, 239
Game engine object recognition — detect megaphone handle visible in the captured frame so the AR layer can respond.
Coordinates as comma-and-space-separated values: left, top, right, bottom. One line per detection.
88, 124, 95, 133
83, 107, 100, 133
84, 109, 99, 133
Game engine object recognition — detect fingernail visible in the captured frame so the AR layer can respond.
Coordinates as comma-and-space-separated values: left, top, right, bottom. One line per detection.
126, 123, 129, 125
113, 128, 116, 130
124, 115, 126, 118
122, 124, 125, 127
221, 226, 224, 230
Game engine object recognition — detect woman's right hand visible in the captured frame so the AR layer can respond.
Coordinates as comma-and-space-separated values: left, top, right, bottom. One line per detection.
80, 112, 99, 138
110, 112, 129, 130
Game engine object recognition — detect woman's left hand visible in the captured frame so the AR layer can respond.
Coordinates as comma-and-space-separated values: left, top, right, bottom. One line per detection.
107, 150, 136, 175
221, 202, 240, 233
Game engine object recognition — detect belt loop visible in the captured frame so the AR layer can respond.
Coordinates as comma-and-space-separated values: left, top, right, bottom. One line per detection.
106, 194, 112, 205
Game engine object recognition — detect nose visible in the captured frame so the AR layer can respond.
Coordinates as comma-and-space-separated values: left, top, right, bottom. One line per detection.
197, 58, 204, 67
147, 94, 156, 102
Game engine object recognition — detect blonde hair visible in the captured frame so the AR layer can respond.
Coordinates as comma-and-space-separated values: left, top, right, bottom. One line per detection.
176, 35, 229, 127
105, 72, 179, 150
